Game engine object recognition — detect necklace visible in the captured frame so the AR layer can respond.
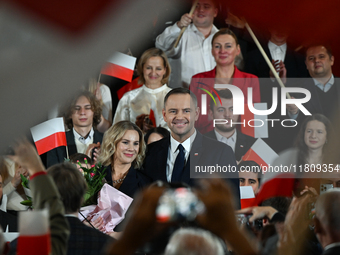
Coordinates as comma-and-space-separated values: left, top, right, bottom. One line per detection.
111, 165, 129, 184
112, 174, 127, 184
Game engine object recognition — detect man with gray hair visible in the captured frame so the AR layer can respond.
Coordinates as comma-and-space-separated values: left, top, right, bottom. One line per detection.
164, 228, 225, 255
314, 189, 340, 255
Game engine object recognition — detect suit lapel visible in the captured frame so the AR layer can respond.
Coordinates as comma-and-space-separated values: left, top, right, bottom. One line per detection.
157, 137, 170, 182
182, 132, 203, 184
66, 130, 77, 156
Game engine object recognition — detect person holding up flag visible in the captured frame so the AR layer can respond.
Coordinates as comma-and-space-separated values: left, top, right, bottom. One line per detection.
46, 90, 103, 167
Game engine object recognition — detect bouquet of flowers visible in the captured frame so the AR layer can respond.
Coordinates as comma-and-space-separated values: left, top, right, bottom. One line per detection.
77, 159, 107, 206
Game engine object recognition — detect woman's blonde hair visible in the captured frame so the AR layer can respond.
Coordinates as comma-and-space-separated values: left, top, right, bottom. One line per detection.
98, 121, 145, 168
137, 48, 171, 85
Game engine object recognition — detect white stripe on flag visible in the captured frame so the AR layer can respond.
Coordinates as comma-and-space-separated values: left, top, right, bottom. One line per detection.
251, 138, 278, 166
254, 103, 268, 138
30, 117, 65, 142
107, 52, 136, 70
240, 186, 255, 199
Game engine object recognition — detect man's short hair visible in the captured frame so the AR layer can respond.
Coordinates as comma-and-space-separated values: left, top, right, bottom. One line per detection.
164, 228, 224, 255
164, 87, 198, 108
47, 162, 87, 214
305, 44, 333, 59
209, 89, 233, 112
63, 90, 102, 130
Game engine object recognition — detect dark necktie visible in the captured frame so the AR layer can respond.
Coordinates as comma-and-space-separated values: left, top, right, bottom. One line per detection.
171, 144, 185, 182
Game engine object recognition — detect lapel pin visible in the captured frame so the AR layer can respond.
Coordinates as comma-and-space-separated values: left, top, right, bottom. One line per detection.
240, 145, 244, 148
194, 153, 198, 156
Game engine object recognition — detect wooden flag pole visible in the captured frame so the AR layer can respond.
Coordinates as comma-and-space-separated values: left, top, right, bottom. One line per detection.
245, 22, 291, 99
173, 0, 199, 48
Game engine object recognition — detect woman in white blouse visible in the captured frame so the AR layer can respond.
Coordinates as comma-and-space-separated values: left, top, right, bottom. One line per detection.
113, 48, 171, 133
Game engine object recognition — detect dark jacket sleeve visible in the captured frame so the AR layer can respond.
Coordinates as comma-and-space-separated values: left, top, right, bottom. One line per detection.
31, 174, 70, 255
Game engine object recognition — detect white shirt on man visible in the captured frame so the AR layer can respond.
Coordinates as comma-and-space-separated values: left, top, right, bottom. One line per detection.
268, 41, 287, 62
156, 23, 218, 88
166, 130, 197, 182
73, 128, 94, 154
214, 129, 236, 152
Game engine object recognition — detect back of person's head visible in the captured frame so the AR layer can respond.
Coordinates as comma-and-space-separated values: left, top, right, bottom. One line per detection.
164, 228, 224, 255
315, 189, 340, 234
144, 127, 170, 144
47, 162, 87, 214
261, 197, 292, 216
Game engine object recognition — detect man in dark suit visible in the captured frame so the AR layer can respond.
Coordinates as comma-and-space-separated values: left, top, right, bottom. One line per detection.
245, 29, 308, 106
287, 45, 340, 128
314, 190, 340, 255
203, 89, 256, 162
48, 162, 112, 255
46, 91, 103, 167
143, 88, 240, 204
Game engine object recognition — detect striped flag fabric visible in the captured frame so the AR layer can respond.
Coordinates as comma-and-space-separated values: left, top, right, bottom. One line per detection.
241, 103, 268, 138
30, 118, 67, 155
240, 186, 256, 209
241, 138, 278, 169
17, 209, 50, 255
101, 52, 136, 82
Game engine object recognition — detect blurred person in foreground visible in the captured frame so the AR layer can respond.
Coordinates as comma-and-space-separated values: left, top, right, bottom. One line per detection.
48, 162, 112, 255
314, 189, 340, 255
105, 178, 257, 255
7, 140, 69, 255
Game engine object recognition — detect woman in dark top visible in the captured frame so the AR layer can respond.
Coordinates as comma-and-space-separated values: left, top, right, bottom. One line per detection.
98, 121, 150, 198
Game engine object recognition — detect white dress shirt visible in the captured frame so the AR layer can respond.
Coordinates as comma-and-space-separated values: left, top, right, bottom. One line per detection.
156, 23, 218, 88
214, 129, 237, 152
268, 41, 287, 62
166, 130, 197, 182
73, 128, 94, 154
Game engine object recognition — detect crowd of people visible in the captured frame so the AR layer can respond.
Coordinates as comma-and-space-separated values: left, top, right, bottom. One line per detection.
1, 0, 340, 254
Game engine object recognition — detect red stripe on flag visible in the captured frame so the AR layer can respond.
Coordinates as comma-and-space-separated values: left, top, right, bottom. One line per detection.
35, 132, 67, 155
101, 63, 134, 82
241, 198, 256, 209
18, 233, 51, 255
241, 104, 255, 137
242, 148, 268, 168
255, 174, 295, 205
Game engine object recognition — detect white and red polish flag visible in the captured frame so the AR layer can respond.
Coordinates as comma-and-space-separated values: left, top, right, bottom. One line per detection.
241, 140, 295, 206
240, 186, 256, 209
30, 118, 67, 155
242, 138, 278, 170
101, 52, 136, 82
17, 209, 50, 255
241, 103, 268, 138
254, 150, 296, 205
